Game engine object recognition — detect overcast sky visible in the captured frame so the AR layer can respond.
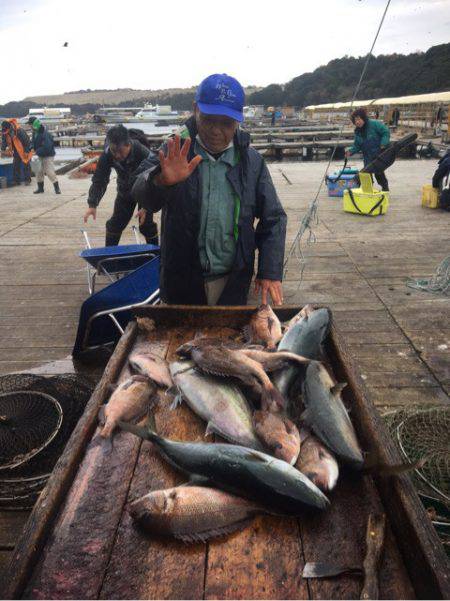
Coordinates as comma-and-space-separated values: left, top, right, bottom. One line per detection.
0, 0, 449, 104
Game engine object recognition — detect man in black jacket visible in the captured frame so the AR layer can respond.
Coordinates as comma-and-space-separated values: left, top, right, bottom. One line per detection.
432, 149, 450, 211
132, 73, 287, 306
28, 117, 61, 194
83, 125, 158, 246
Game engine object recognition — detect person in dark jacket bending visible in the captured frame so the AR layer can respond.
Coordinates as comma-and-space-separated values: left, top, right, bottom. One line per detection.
84, 125, 158, 246
1, 119, 32, 185
132, 73, 287, 306
28, 117, 61, 194
432, 149, 450, 211
346, 107, 390, 191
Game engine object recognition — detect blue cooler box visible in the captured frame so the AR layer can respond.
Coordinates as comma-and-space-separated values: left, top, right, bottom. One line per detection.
326, 168, 359, 197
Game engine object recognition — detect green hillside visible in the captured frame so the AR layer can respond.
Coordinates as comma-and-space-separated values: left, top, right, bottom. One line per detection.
248, 43, 450, 107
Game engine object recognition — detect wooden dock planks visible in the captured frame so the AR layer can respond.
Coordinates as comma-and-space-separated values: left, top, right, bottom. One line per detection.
10, 310, 448, 599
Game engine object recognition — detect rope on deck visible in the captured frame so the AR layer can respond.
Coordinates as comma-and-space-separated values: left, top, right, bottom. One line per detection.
406, 255, 450, 295
283, 0, 392, 292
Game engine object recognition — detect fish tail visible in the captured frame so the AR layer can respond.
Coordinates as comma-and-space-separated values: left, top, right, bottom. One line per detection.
362, 455, 427, 476
91, 432, 114, 455
118, 419, 157, 442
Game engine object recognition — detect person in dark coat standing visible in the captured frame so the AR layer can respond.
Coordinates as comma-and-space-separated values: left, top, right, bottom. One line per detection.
346, 107, 390, 191
84, 125, 158, 246
133, 73, 287, 306
1, 119, 32, 185
28, 117, 61, 194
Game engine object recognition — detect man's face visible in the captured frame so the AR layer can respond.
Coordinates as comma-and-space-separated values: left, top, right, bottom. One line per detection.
110, 142, 131, 161
353, 116, 365, 128
195, 106, 239, 153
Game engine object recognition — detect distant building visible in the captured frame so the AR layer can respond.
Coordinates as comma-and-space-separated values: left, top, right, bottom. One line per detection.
27, 107, 71, 121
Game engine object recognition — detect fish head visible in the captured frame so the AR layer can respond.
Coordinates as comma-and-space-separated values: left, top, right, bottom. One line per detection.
129, 489, 177, 522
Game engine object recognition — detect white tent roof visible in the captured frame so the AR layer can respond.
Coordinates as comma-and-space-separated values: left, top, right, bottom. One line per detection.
306, 90, 450, 110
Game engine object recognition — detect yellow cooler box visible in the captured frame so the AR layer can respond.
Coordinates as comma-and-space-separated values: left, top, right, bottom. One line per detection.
343, 172, 389, 216
421, 184, 439, 209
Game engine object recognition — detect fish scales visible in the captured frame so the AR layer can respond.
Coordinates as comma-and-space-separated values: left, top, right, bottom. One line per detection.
169, 360, 262, 450
274, 307, 331, 398
119, 422, 329, 514
302, 361, 363, 468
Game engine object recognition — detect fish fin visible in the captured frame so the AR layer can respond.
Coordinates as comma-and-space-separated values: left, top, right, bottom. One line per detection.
205, 421, 218, 438
301, 408, 312, 425
331, 382, 347, 397
169, 392, 183, 410
188, 474, 212, 487
118, 420, 153, 441
98, 405, 106, 427
242, 325, 253, 343
176, 518, 255, 543
267, 316, 274, 334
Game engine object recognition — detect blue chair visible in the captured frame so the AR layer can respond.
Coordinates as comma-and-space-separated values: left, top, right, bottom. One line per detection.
80, 228, 159, 294
72, 255, 160, 356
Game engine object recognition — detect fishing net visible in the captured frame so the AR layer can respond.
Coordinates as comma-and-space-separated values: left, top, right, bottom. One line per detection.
0, 391, 63, 470
407, 255, 450, 295
383, 405, 450, 552
0, 373, 94, 509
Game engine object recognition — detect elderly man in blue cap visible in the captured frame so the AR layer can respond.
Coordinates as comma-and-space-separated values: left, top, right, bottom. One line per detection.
133, 73, 287, 306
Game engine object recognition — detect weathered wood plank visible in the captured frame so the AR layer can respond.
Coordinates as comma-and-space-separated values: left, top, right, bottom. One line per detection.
4, 322, 138, 601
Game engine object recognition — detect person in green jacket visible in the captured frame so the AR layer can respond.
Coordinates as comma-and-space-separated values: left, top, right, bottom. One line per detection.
345, 108, 390, 191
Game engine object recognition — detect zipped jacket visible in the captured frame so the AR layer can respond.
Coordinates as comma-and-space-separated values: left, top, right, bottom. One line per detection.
132, 116, 287, 305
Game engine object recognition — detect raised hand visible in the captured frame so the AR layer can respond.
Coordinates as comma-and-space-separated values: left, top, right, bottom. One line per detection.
156, 135, 202, 187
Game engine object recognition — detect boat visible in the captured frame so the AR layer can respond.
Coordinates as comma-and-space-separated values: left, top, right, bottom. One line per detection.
134, 103, 179, 122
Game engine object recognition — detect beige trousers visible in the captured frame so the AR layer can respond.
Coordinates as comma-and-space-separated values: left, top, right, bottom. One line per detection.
204, 275, 229, 306
36, 157, 58, 184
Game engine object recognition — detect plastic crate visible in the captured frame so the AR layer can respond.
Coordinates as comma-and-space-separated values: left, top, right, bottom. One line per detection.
326, 169, 359, 197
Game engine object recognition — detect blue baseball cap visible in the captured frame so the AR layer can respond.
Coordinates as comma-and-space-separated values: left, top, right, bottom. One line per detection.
195, 73, 245, 123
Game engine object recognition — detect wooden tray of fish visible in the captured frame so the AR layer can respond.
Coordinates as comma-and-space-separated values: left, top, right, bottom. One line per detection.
6, 305, 449, 600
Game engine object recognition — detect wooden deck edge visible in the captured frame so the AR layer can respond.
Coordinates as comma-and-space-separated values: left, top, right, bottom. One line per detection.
329, 323, 450, 600
3, 321, 138, 600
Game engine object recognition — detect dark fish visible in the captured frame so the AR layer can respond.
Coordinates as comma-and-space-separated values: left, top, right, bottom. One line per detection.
240, 348, 310, 372
274, 308, 331, 398
119, 420, 329, 514
178, 342, 285, 412
253, 410, 301, 465
243, 304, 282, 349
302, 361, 363, 468
129, 486, 265, 542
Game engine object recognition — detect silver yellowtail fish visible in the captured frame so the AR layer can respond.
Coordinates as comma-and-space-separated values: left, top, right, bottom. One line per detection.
119, 420, 329, 514
302, 361, 363, 468
129, 485, 266, 542
169, 360, 262, 450
273, 307, 331, 398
